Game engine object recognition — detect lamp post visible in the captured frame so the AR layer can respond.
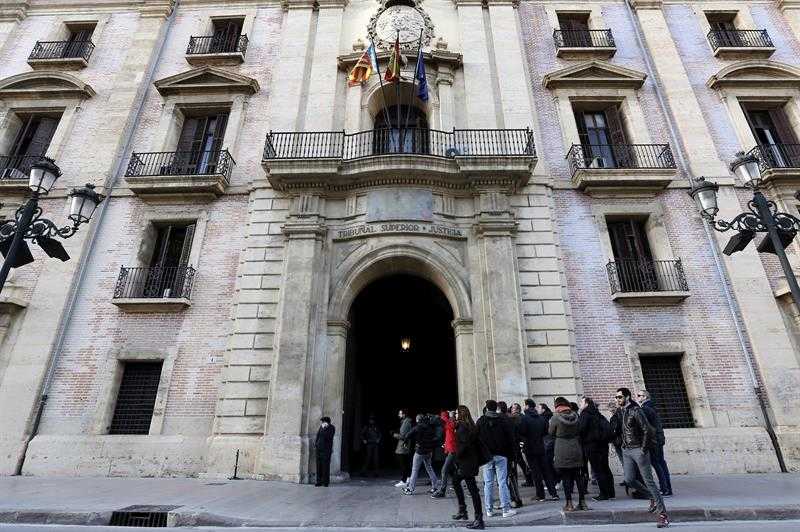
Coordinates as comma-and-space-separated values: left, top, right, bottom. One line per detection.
688, 151, 793, 473
0, 157, 104, 295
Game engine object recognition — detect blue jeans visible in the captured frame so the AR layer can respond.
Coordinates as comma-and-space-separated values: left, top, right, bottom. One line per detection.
482, 455, 511, 512
407, 451, 438, 492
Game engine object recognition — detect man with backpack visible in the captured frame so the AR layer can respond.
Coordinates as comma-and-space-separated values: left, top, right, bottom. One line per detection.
578, 397, 615, 500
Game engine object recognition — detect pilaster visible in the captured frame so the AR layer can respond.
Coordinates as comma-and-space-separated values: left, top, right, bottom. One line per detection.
778, 0, 800, 41
323, 320, 349, 478
455, 2, 498, 128
303, 1, 346, 131
0, 0, 28, 49
437, 67, 455, 132
258, 194, 327, 482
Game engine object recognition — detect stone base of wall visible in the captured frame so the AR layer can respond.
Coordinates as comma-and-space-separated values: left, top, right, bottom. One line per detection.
23, 435, 207, 477
608, 427, 784, 476
776, 427, 800, 472
203, 435, 262, 479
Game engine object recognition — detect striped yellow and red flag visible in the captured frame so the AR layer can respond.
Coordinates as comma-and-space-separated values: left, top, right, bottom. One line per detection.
348, 44, 378, 86
384, 37, 406, 83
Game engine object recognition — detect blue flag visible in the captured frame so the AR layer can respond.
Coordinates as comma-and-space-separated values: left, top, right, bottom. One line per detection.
415, 49, 428, 102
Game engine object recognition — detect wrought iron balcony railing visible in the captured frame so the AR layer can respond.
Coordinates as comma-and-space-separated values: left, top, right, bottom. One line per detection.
707, 29, 773, 50
748, 143, 800, 170
125, 150, 235, 180
187, 34, 248, 56
553, 29, 615, 49
607, 259, 688, 294
29, 40, 95, 61
264, 128, 536, 161
0, 155, 40, 180
567, 144, 675, 175
113, 265, 196, 300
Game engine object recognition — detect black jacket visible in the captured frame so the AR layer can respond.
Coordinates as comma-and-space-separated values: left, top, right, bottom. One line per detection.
519, 408, 548, 456
476, 411, 515, 458
578, 404, 608, 450
406, 418, 437, 454
619, 401, 654, 449
541, 410, 555, 450
641, 400, 666, 447
454, 423, 481, 477
361, 423, 381, 445
315, 424, 335, 457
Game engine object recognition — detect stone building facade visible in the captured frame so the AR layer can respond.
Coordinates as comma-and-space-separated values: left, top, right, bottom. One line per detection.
0, 0, 798, 482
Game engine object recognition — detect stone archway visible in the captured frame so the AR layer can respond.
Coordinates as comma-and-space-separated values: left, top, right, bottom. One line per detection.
322, 242, 482, 478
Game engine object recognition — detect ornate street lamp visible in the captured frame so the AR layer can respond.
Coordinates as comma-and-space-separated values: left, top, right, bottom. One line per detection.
689, 153, 800, 311
0, 157, 104, 294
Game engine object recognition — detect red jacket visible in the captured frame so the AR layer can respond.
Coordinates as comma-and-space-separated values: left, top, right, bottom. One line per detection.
441, 411, 457, 454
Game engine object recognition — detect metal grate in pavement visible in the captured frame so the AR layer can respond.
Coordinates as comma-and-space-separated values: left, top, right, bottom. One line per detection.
109, 505, 181, 527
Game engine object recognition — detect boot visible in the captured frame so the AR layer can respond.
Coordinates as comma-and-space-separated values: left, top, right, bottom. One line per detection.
577, 498, 589, 511
563, 499, 575, 512
466, 517, 485, 530
452, 507, 468, 520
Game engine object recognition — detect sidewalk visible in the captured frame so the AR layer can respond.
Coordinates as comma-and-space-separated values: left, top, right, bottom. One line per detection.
1, 474, 799, 528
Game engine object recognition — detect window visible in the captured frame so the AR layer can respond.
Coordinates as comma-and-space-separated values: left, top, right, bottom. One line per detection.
1, 113, 61, 179
63, 23, 95, 58
741, 103, 800, 167
373, 104, 429, 155
706, 12, 743, 47
558, 12, 591, 47
639, 355, 695, 428
109, 361, 163, 435
209, 18, 243, 54
139, 223, 195, 298
173, 111, 228, 174
574, 104, 628, 168
607, 217, 657, 292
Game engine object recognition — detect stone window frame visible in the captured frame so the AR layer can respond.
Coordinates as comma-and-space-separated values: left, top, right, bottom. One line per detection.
695, 4, 757, 36
93, 349, 177, 436
203, 12, 255, 40
0, 98, 82, 166
623, 340, 715, 428
42, 17, 106, 44
590, 200, 677, 264
131, 208, 210, 270
545, 5, 609, 32
552, 90, 652, 155
149, 94, 247, 161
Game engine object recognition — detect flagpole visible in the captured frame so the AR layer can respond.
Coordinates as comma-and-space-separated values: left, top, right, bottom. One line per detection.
395, 30, 401, 152
368, 38, 393, 134
401, 29, 424, 149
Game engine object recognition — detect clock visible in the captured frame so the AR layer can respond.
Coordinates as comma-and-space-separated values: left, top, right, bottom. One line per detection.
368, 4, 434, 50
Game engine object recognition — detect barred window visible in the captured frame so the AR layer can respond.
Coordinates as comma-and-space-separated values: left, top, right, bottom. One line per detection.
109, 361, 163, 435
639, 355, 695, 429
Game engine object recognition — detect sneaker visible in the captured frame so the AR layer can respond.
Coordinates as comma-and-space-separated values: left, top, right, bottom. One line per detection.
402, 487, 413, 495
533, 497, 546, 502
394, 481, 406, 488
485, 509, 500, 517
502, 509, 517, 518
657, 512, 670, 528
592, 495, 609, 501
428, 488, 437, 494
430, 491, 444, 499
548, 494, 560, 501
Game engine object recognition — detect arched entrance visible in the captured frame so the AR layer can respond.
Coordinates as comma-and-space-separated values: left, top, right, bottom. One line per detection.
341, 273, 458, 476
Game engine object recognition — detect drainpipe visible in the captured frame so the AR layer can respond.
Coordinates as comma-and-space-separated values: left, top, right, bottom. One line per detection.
13, 0, 181, 475
623, 0, 787, 472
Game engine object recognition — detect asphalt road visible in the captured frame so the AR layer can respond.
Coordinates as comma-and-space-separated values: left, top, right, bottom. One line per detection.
3, 520, 800, 531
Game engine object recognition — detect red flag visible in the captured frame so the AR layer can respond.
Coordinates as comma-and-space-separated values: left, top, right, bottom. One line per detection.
384, 38, 405, 83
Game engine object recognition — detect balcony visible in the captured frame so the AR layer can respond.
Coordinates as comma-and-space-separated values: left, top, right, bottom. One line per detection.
567, 144, 676, 194
748, 144, 800, 188
262, 128, 537, 190
607, 259, 690, 305
0, 155, 37, 193
112, 265, 195, 312
27, 40, 94, 69
707, 29, 774, 58
553, 29, 616, 59
124, 149, 234, 199
185, 34, 248, 66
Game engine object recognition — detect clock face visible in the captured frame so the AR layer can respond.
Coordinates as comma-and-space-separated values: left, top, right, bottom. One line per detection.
375, 5, 427, 45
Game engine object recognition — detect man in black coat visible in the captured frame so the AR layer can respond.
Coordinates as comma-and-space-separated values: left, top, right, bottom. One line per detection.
638, 390, 673, 496
315, 416, 335, 487
519, 399, 559, 501
578, 397, 615, 500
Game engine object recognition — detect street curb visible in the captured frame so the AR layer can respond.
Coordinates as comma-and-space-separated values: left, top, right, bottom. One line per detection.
1, 506, 799, 527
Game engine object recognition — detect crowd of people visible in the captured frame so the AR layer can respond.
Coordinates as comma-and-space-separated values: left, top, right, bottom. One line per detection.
314, 387, 673, 529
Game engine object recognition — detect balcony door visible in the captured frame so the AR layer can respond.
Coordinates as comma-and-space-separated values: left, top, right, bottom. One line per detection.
144, 224, 195, 298
2, 114, 59, 179
575, 106, 628, 168
64, 27, 93, 58
176, 112, 228, 175
707, 13, 743, 47
608, 218, 658, 292
373, 105, 429, 155
743, 107, 800, 168
210, 19, 242, 54
558, 13, 591, 47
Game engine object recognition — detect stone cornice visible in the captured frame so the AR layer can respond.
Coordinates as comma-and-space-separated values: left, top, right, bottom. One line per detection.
777, 0, 800, 11
0, 71, 96, 99
337, 49, 462, 71
627, 0, 662, 10
0, 1, 29, 23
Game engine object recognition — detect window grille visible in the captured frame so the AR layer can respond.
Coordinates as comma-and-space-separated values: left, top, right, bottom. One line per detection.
639, 355, 695, 429
109, 361, 163, 435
